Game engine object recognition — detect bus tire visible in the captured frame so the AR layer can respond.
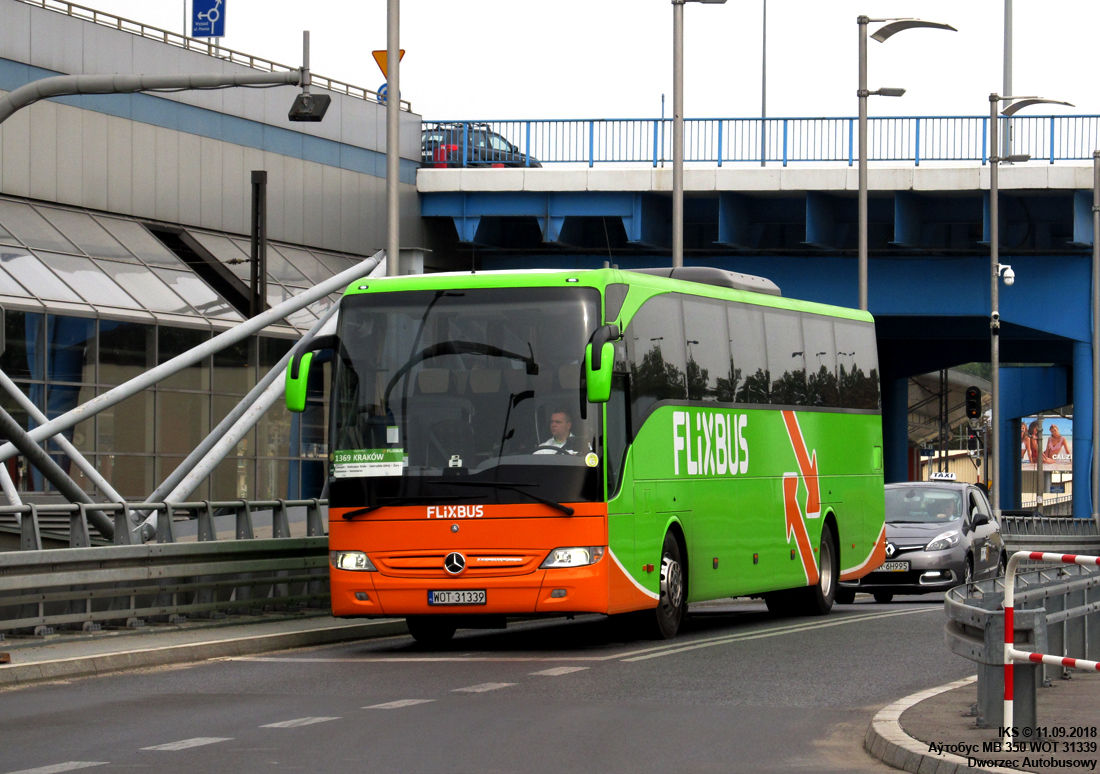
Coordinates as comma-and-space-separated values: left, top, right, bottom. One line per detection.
405, 616, 457, 645
649, 531, 686, 639
770, 522, 839, 616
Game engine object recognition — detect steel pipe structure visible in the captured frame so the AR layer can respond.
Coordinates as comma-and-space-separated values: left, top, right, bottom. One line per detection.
138, 301, 343, 539
0, 252, 382, 466
0, 405, 111, 538
1093, 151, 1100, 525
0, 368, 126, 511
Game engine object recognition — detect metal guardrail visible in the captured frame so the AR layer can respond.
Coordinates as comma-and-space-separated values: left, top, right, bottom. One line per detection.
0, 499, 327, 550
12, 0, 413, 111
425, 116, 1100, 168
944, 562, 1100, 732
999, 512, 1100, 551
0, 537, 329, 634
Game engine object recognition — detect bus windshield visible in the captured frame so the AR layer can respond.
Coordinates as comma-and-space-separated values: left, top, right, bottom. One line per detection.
329, 286, 602, 508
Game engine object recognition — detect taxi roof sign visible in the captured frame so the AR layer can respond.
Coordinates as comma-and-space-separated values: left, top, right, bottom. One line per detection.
372, 49, 406, 78
929, 471, 957, 481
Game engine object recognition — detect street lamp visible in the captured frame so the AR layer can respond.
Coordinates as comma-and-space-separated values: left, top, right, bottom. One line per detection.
672, 0, 727, 269
987, 93, 1073, 518
857, 16, 956, 311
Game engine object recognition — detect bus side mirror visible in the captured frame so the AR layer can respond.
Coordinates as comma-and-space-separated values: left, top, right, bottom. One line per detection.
585, 325, 619, 404
286, 334, 338, 413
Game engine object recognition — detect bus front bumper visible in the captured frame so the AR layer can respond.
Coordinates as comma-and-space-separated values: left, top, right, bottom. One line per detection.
330, 560, 611, 618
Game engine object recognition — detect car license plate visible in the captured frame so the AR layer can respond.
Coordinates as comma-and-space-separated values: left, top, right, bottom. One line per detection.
880, 561, 909, 572
428, 590, 486, 606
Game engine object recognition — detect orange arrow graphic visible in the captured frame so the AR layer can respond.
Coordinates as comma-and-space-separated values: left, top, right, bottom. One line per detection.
783, 473, 819, 585
782, 411, 820, 517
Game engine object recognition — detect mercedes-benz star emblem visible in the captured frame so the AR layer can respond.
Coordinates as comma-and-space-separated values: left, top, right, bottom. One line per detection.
444, 552, 466, 575
885, 542, 896, 558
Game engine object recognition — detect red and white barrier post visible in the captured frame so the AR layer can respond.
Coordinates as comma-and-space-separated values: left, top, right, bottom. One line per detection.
1002, 550, 1100, 744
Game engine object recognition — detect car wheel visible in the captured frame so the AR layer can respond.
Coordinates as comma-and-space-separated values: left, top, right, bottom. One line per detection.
648, 532, 686, 639
873, 591, 894, 604
964, 556, 974, 587
405, 616, 457, 645
835, 587, 856, 605
999, 552, 1008, 577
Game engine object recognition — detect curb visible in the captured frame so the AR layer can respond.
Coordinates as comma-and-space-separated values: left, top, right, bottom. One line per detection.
864, 675, 1020, 774
0, 619, 407, 688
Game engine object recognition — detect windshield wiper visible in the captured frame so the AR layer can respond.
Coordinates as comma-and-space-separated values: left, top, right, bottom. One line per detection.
433, 480, 575, 516
342, 494, 484, 519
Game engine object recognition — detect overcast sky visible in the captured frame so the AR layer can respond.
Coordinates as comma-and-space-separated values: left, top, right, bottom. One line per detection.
79, 1, 1093, 120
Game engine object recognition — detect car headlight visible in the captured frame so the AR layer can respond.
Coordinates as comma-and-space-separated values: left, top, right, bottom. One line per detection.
539, 546, 606, 569
925, 531, 960, 552
330, 550, 377, 571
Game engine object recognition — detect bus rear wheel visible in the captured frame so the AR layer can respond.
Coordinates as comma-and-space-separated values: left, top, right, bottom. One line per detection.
405, 616, 457, 645
765, 522, 839, 616
649, 532, 686, 639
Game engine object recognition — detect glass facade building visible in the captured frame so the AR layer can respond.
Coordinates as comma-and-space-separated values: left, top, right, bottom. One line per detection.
0, 194, 364, 502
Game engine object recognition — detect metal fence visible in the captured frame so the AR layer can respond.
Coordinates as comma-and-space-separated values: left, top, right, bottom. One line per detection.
0, 499, 327, 550
424, 116, 1100, 168
944, 561, 1100, 731
13, 0, 412, 111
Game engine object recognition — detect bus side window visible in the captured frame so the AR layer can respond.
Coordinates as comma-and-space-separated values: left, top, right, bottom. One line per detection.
802, 315, 838, 407
834, 320, 881, 410
682, 296, 731, 402
605, 374, 630, 499
727, 304, 768, 405
626, 293, 687, 428
764, 309, 807, 406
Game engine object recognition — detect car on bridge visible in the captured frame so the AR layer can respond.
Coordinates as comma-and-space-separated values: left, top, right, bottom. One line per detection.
837, 478, 1005, 603
422, 122, 541, 168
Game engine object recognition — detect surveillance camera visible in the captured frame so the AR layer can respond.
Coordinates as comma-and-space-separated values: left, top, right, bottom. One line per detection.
1002, 267, 1015, 286
991, 311, 1000, 322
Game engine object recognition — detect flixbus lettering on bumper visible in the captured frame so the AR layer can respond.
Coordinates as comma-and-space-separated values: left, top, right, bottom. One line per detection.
427, 505, 484, 519
672, 409, 749, 476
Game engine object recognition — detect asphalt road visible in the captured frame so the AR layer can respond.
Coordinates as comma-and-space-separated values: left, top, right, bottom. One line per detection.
0, 596, 975, 774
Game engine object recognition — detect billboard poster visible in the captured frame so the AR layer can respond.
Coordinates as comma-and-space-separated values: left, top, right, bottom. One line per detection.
1020, 415, 1072, 472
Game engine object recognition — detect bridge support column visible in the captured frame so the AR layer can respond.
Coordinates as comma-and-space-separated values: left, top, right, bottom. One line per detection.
1073, 340, 1093, 518
882, 376, 908, 483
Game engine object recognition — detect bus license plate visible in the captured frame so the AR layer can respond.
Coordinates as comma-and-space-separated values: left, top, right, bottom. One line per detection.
428, 590, 486, 606
880, 561, 909, 572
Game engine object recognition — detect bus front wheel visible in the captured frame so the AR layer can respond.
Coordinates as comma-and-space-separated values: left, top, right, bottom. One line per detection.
650, 532, 686, 639
405, 616, 457, 645
765, 522, 839, 616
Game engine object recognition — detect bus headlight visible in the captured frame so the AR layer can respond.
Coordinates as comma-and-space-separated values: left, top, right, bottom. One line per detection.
330, 551, 378, 571
540, 546, 605, 568
924, 531, 960, 552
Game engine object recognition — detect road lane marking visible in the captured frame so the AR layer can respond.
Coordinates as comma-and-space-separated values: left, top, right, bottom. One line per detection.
140, 738, 232, 751
260, 717, 341, 728
620, 607, 935, 662
5, 764, 108, 774
529, 666, 590, 676
363, 699, 436, 709
452, 682, 514, 693
232, 609, 934, 665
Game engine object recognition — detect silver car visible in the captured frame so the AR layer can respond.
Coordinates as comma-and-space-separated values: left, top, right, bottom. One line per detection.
837, 481, 1005, 603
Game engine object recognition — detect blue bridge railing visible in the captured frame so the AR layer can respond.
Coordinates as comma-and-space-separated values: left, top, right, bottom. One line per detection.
421, 116, 1100, 168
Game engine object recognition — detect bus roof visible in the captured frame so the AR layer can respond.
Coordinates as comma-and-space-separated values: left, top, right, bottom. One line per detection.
342, 267, 873, 323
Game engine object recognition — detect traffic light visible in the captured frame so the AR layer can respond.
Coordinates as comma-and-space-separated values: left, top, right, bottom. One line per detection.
965, 386, 982, 422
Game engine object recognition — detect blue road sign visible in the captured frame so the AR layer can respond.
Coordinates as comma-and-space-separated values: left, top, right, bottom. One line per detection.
378, 83, 387, 103
192, 0, 226, 38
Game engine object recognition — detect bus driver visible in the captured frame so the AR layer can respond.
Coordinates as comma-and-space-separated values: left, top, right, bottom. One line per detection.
534, 409, 584, 454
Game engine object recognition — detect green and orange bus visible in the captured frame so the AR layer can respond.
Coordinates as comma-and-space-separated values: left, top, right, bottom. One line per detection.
287, 266, 886, 642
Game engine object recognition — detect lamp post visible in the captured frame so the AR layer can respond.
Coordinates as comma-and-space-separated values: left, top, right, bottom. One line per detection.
672, 0, 727, 269
987, 94, 1072, 518
386, 0, 401, 276
857, 17, 955, 311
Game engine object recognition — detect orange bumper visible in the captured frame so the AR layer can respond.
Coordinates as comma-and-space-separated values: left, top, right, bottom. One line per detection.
330, 557, 610, 617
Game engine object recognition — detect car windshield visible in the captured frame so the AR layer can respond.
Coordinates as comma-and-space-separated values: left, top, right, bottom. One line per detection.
885, 488, 964, 524
328, 286, 601, 508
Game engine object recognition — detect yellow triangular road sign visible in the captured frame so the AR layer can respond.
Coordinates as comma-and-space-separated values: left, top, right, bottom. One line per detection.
372, 49, 406, 78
